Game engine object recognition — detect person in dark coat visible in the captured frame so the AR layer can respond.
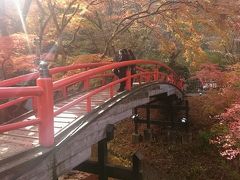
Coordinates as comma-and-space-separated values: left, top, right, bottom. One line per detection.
117, 49, 129, 92
128, 49, 136, 86
128, 49, 136, 60
128, 49, 136, 73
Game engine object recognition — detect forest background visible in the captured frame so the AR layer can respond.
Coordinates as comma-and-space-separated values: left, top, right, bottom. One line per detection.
1, 0, 240, 170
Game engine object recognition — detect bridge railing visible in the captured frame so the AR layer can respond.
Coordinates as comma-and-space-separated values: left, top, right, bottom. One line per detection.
0, 62, 110, 146
0, 62, 111, 118
0, 60, 184, 147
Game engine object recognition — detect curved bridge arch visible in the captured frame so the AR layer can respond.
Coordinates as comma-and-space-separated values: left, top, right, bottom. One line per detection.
56, 81, 184, 145
0, 60, 184, 179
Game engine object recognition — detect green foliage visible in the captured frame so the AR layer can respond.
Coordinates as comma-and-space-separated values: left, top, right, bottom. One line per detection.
205, 51, 226, 66
198, 130, 214, 151
170, 63, 190, 79
233, 82, 240, 89
211, 123, 229, 137
186, 162, 207, 179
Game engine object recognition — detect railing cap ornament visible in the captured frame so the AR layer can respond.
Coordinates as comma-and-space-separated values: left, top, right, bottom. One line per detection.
39, 60, 50, 78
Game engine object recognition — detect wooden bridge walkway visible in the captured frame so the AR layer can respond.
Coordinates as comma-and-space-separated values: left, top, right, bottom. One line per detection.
0, 90, 112, 161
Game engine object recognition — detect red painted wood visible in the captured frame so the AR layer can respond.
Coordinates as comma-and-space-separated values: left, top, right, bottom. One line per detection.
37, 77, 54, 147
0, 86, 42, 98
0, 119, 40, 133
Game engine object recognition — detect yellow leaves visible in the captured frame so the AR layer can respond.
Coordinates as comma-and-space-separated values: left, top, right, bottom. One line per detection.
183, 46, 208, 69
174, 33, 180, 39
165, 24, 173, 32
203, 0, 211, 3
79, 3, 89, 15
229, 63, 240, 72
183, 50, 192, 62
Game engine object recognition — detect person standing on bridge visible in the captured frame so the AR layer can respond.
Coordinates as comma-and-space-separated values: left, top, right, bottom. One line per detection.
117, 49, 129, 92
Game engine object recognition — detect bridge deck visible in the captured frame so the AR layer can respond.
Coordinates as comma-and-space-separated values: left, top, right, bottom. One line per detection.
0, 89, 113, 161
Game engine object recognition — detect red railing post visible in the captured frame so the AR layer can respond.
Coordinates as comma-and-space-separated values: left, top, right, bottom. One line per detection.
62, 87, 67, 99
101, 73, 106, 85
37, 61, 54, 147
154, 68, 159, 81
146, 72, 151, 82
109, 86, 114, 97
167, 73, 175, 84
87, 96, 91, 112
126, 68, 131, 91
138, 75, 142, 85
84, 78, 89, 90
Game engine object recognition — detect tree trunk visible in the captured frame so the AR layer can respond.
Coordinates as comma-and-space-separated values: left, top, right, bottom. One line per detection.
1, 58, 8, 80
15, 0, 32, 32
56, 38, 67, 65
169, 49, 181, 67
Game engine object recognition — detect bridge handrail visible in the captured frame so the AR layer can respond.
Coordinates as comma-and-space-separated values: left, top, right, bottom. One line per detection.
53, 60, 179, 89
0, 62, 111, 87
0, 62, 111, 126
0, 59, 184, 147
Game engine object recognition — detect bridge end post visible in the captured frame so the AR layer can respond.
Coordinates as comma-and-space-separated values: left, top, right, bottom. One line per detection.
37, 61, 54, 147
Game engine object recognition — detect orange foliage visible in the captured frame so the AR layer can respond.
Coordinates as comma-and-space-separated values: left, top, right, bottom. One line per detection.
0, 36, 14, 57
10, 33, 36, 55
11, 55, 37, 73
8, 52, 113, 78
72, 54, 113, 64
10, 53, 57, 76
194, 63, 224, 85
52, 54, 113, 80
224, 63, 240, 88
0, 36, 14, 79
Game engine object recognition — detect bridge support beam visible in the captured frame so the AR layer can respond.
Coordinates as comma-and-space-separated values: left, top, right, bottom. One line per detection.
131, 108, 142, 144
131, 95, 189, 144
98, 139, 108, 180
75, 151, 143, 180
143, 129, 152, 141
144, 104, 152, 141
75, 124, 143, 180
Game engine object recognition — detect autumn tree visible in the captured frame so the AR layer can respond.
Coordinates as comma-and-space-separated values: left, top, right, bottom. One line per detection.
77, 0, 239, 70
1, 0, 239, 77
81, 0, 207, 60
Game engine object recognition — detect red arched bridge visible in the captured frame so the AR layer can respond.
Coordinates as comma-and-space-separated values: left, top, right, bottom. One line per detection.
0, 60, 184, 179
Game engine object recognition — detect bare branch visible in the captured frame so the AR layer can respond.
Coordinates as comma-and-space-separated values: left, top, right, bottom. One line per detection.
48, 0, 61, 34
35, 0, 47, 15
61, 0, 78, 29
62, 4, 80, 31
67, 25, 81, 46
